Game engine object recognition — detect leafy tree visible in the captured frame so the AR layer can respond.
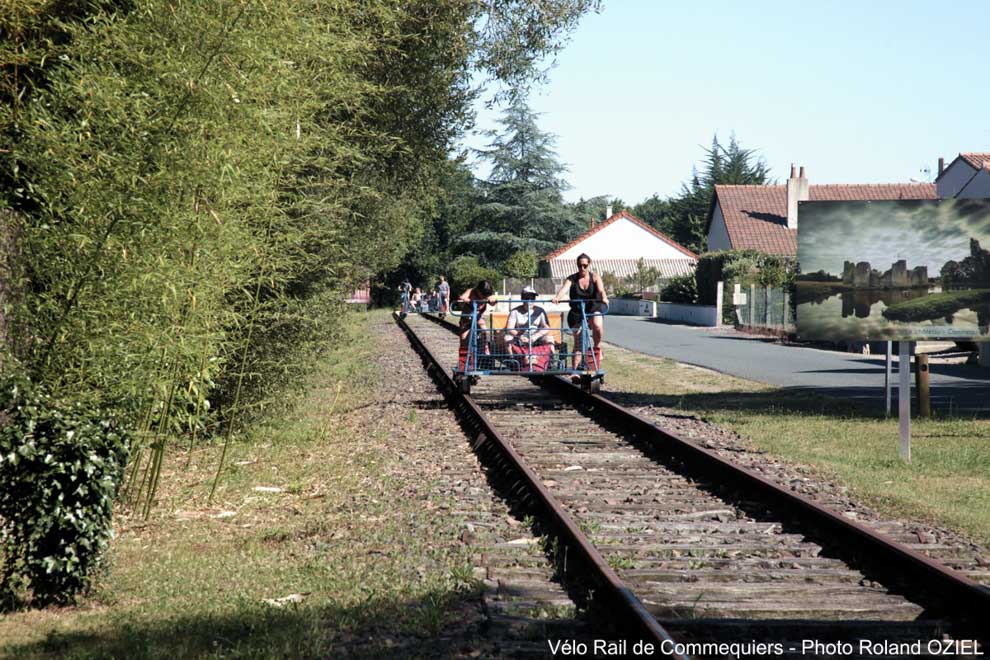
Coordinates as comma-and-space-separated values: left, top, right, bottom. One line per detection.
389, 158, 479, 293
631, 194, 673, 235
473, 1, 603, 102
632, 258, 661, 293
568, 195, 626, 229
503, 250, 538, 278
449, 255, 501, 293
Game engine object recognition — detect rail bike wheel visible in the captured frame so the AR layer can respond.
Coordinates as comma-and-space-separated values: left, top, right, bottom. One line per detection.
579, 373, 601, 394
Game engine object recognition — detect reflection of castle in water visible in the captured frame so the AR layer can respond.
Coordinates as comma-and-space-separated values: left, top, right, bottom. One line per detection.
839, 289, 927, 318
842, 259, 928, 289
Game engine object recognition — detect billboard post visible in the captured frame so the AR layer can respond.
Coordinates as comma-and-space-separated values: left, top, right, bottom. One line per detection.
883, 339, 894, 417
898, 341, 911, 461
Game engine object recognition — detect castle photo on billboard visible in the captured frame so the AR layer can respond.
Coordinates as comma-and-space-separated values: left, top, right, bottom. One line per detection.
795, 198, 990, 341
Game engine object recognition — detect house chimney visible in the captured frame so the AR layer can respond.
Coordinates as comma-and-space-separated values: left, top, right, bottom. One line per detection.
786, 164, 809, 230
938, 157, 945, 176
606, 204, 613, 219
590, 216, 595, 229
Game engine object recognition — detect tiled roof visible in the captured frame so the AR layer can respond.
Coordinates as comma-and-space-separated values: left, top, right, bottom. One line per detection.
936, 153, 990, 180
547, 257, 696, 280
959, 153, 990, 170
712, 182, 937, 256
544, 210, 697, 259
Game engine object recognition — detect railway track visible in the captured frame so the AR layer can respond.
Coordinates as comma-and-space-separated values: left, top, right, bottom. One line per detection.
397, 313, 988, 659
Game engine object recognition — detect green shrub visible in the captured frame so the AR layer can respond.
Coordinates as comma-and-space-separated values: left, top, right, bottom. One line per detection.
503, 251, 539, 278
660, 273, 698, 303
449, 255, 501, 294
0, 371, 130, 607
695, 249, 795, 303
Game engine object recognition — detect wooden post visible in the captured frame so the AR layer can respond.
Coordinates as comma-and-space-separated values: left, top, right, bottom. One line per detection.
782, 289, 789, 328
916, 353, 931, 418
898, 341, 911, 461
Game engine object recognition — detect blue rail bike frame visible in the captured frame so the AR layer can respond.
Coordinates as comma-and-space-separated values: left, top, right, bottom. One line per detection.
451, 299, 608, 379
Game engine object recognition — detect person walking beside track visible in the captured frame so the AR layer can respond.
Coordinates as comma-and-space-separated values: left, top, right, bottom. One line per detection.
437, 275, 451, 319
398, 277, 413, 317
552, 253, 609, 371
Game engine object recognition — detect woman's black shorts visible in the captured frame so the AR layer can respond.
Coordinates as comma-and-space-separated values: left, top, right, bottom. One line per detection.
567, 302, 604, 330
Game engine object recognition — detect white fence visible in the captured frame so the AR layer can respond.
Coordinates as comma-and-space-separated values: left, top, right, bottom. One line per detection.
658, 302, 720, 326
608, 299, 657, 316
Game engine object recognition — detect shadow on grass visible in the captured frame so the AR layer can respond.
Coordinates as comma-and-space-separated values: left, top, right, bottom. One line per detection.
605, 382, 990, 420
5, 586, 569, 659
604, 386, 877, 420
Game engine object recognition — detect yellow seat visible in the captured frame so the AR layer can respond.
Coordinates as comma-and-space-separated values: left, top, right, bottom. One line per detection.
486, 311, 566, 344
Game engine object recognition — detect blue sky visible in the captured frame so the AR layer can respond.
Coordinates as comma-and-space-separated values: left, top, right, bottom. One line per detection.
463, 1, 990, 205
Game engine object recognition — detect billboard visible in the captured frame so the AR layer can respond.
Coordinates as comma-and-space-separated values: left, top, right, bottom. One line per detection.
796, 198, 990, 341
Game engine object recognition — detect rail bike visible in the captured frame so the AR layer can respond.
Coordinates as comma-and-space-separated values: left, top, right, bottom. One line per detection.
451, 299, 608, 394
399, 290, 444, 319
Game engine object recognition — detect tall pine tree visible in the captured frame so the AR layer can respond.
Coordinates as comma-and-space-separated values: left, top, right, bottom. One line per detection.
458, 98, 581, 267
666, 134, 771, 253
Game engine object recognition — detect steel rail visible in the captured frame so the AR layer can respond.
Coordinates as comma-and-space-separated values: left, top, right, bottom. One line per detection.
542, 377, 990, 621
394, 312, 687, 658
421, 311, 989, 637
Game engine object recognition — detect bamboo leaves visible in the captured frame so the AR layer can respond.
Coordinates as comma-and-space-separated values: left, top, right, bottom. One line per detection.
4, 0, 601, 516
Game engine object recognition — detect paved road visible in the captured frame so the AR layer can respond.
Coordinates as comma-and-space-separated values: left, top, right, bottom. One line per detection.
605, 316, 990, 415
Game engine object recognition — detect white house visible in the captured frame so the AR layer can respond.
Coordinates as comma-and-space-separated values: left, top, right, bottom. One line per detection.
541, 210, 697, 281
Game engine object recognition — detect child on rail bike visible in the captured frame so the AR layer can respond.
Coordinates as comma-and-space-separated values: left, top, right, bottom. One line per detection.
456, 280, 498, 371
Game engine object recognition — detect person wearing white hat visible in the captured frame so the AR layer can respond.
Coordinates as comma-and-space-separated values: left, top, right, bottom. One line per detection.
504, 285, 554, 347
